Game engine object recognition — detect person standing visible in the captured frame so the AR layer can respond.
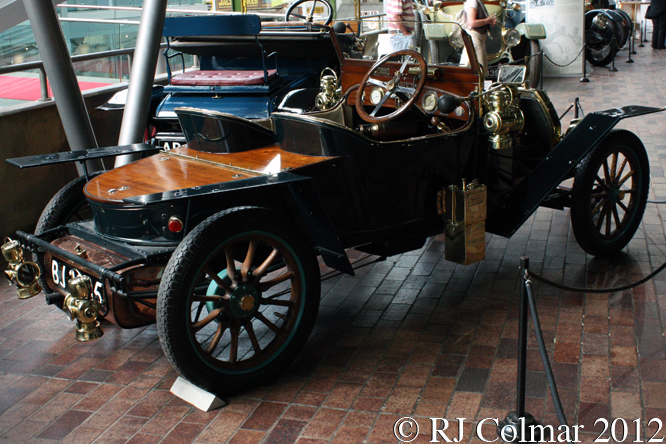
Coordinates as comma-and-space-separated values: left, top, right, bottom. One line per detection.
386, 0, 416, 51
647, 0, 666, 49
459, 0, 497, 76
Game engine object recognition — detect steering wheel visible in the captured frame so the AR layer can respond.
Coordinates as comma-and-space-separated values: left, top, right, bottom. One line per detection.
355, 49, 427, 124
285, 0, 333, 26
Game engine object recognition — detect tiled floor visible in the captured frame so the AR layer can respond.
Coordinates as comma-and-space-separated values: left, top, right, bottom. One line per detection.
2, 42, 666, 444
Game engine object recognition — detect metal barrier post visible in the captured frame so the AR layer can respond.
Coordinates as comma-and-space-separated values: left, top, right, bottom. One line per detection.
497, 257, 541, 442
38, 66, 50, 102
609, 35, 618, 72
627, 28, 635, 63
581, 39, 590, 83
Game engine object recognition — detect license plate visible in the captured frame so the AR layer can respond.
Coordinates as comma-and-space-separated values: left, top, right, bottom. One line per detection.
50, 257, 106, 309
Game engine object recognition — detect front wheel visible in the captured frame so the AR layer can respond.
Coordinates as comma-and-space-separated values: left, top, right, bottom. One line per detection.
571, 130, 649, 256
157, 206, 321, 396
527, 40, 541, 89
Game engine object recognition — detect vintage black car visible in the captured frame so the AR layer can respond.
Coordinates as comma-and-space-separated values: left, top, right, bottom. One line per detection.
3, 14, 663, 397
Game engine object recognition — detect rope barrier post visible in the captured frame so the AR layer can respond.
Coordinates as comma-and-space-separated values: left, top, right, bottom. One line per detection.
580, 40, 589, 83
627, 26, 635, 63
497, 257, 541, 443
609, 35, 618, 72
639, 19, 645, 47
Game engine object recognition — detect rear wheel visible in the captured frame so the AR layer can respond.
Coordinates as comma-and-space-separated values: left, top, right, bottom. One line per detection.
35, 173, 100, 234
571, 130, 649, 256
35, 173, 101, 294
157, 207, 321, 396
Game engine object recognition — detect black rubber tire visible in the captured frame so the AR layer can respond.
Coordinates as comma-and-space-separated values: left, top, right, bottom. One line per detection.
527, 40, 541, 88
571, 130, 649, 257
156, 206, 321, 396
35, 173, 101, 235
34, 172, 101, 294
585, 14, 620, 67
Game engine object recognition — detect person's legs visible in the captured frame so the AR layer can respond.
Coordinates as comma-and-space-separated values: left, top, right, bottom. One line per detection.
652, 17, 666, 49
657, 17, 666, 49
460, 31, 488, 77
473, 32, 488, 77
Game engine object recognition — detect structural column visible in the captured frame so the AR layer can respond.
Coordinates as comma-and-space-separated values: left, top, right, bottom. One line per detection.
22, 0, 102, 173
115, 0, 169, 166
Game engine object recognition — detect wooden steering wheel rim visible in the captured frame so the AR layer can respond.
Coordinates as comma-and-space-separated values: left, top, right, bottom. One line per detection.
355, 49, 427, 124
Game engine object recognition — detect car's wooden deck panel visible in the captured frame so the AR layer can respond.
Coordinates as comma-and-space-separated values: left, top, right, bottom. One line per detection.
84, 145, 336, 204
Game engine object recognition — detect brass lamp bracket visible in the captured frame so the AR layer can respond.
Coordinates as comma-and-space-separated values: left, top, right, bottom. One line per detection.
2, 237, 42, 299
64, 275, 104, 342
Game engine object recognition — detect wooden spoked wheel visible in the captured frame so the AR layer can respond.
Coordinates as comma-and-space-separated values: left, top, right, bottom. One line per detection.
157, 206, 320, 395
571, 130, 649, 256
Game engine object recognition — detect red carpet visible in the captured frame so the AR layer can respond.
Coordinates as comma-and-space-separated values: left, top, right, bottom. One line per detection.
0, 75, 112, 101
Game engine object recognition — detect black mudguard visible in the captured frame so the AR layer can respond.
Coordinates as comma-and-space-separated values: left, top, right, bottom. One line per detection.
487, 105, 665, 237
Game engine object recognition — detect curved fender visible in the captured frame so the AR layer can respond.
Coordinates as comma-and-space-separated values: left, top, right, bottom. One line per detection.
515, 23, 547, 39
487, 105, 665, 237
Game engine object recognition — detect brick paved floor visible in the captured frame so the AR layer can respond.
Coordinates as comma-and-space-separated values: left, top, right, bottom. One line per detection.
2, 44, 666, 444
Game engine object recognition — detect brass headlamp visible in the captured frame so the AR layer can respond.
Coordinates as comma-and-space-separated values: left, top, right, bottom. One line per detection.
64, 275, 104, 342
2, 237, 42, 299
483, 86, 524, 150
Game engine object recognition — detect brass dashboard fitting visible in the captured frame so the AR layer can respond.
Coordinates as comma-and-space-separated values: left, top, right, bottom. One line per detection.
64, 275, 104, 342
315, 68, 341, 111
2, 237, 42, 299
483, 86, 524, 150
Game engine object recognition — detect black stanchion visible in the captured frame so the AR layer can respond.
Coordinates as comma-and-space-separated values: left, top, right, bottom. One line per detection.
581, 27, 590, 83
609, 34, 618, 72
574, 97, 582, 118
558, 97, 585, 121
627, 30, 635, 63
497, 257, 542, 443
498, 257, 573, 443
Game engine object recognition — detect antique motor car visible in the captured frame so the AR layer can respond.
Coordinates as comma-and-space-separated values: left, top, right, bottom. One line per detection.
414, 0, 546, 86
4, 14, 663, 397
102, 0, 350, 149
585, 7, 633, 66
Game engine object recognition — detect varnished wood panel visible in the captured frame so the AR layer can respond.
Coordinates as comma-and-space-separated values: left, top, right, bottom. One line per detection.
85, 145, 336, 204
341, 56, 479, 121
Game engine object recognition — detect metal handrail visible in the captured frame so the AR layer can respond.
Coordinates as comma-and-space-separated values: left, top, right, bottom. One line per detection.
55, 3, 285, 19
0, 44, 168, 101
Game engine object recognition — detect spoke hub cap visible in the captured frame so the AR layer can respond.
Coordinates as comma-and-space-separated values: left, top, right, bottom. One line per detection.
608, 183, 622, 204
230, 284, 260, 319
